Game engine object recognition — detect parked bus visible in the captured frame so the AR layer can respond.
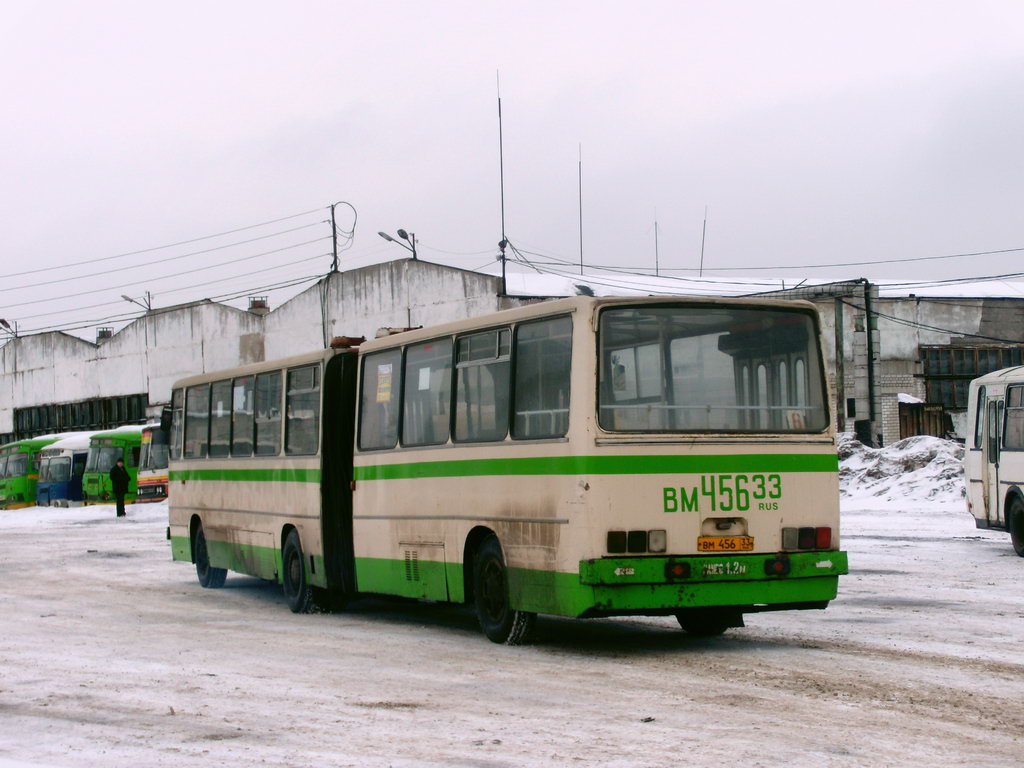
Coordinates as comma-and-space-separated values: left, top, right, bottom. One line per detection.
36, 432, 94, 506
168, 296, 847, 643
82, 426, 147, 505
0, 435, 61, 509
136, 424, 169, 503
965, 366, 1024, 556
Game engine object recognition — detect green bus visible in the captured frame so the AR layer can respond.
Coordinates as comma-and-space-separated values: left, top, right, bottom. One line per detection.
0, 435, 61, 509
82, 426, 147, 505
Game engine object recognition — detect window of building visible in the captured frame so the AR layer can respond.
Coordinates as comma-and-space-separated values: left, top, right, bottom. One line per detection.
923, 346, 1024, 409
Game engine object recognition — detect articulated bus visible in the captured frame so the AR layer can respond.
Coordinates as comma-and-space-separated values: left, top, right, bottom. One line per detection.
82, 426, 147, 505
0, 435, 60, 509
36, 432, 94, 506
168, 296, 847, 644
136, 424, 169, 503
965, 366, 1024, 556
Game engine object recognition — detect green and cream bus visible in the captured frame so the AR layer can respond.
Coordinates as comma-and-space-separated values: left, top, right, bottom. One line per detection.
168, 296, 847, 643
965, 366, 1024, 556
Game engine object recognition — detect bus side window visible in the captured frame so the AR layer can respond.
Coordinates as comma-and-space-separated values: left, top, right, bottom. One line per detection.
1004, 386, 1024, 451
130, 446, 141, 467
402, 339, 452, 447
454, 329, 511, 443
209, 379, 233, 458
974, 386, 987, 449
285, 365, 321, 455
513, 316, 572, 439
359, 350, 402, 451
170, 388, 184, 461
255, 372, 283, 456
184, 384, 211, 459
232, 376, 255, 457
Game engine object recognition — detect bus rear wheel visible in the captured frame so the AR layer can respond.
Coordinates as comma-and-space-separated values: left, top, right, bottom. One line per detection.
194, 524, 226, 589
473, 535, 536, 645
1010, 499, 1024, 557
282, 530, 315, 613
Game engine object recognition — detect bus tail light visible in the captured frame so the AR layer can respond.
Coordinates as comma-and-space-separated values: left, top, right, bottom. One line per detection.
627, 530, 647, 553
648, 530, 667, 553
607, 531, 627, 553
782, 526, 833, 550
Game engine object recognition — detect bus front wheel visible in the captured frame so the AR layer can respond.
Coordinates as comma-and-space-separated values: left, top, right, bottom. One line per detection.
282, 530, 314, 613
1010, 499, 1024, 557
194, 525, 227, 589
473, 535, 536, 645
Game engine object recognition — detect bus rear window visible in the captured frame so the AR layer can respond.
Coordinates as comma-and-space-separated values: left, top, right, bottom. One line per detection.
598, 305, 828, 433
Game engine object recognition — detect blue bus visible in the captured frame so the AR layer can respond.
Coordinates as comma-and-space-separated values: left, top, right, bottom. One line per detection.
36, 432, 95, 506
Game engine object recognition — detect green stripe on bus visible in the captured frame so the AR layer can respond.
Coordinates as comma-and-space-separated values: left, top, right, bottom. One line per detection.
353, 453, 837, 481
169, 468, 321, 483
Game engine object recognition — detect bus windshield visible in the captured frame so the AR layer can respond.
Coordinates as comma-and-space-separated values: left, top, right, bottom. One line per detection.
599, 305, 828, 433
41, 457, 72, 483
140, 430, 169, 471
85, 445, 122, 473
6, 453, 28, 478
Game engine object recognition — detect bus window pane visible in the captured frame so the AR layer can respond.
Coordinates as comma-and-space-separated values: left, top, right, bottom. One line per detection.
170, 388, 184, 461
402, 339, 452, 447
255, 372, 282, 456
184, 384, 210, 459
359, 350, 402, 451
455, 330, 510, 443
209, 380, 232, 458
232, 377, 254, 457
600, 305, 828, 433
286, 365, 321, 455
1004, 387, 1024, 450
513, 316, 572, 439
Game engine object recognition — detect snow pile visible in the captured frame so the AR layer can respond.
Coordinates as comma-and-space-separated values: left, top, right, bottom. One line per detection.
838, 433, 965, 505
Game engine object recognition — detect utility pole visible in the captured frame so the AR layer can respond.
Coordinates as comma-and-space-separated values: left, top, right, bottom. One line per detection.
330, 203, 339, 272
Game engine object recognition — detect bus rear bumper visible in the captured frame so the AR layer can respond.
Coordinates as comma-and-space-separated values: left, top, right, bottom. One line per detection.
511, 551, 848, 618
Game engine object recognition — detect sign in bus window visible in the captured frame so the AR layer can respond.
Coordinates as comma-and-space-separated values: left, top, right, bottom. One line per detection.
359, 350, 402, 450
513, 316, 572, 439
208, 380, 232, 458
232, 377, 254, 457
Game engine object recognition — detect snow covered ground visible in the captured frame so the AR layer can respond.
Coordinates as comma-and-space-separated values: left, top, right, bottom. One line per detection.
0, 438, 1021, 767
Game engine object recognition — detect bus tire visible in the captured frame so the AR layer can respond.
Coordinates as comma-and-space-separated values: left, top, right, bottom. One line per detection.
194, 525, 227, 589
1010, 499, 1024, 557
675, 608, 743, 636
473, 535, 536, 645
283, 530, 314, 614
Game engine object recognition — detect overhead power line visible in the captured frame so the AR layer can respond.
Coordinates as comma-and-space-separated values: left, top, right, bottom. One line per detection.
0, 206, 326, 281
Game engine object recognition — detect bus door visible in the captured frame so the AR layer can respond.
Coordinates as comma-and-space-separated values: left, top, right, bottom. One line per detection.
982, 397, 1005, 526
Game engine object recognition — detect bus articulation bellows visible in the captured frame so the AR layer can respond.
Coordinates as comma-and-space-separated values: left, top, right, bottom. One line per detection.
168, 296, 847, 643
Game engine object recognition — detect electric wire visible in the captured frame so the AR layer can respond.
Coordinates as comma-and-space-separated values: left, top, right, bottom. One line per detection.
0, 221, 327, 294
0, 237, 331, 313
0, 206, 326, 281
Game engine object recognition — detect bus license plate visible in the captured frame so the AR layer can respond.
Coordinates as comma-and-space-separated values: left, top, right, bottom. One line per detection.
697, 536, 754, 552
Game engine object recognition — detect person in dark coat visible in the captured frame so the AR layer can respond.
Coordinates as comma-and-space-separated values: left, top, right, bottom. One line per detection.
109, 458, 131, 518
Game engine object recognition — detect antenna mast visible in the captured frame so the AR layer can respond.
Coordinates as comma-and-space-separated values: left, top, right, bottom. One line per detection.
497, 72, 508, 296
699, 205, 708, 277
578, 144, 584, 275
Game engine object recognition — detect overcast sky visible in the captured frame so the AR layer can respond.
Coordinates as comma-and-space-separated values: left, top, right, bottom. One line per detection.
3, 2, 1024, 338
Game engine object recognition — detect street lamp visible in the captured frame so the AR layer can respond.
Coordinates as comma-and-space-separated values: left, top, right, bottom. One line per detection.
121, 292, 152, 311
0, 318, 15, 337
378, 229, 417, 260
